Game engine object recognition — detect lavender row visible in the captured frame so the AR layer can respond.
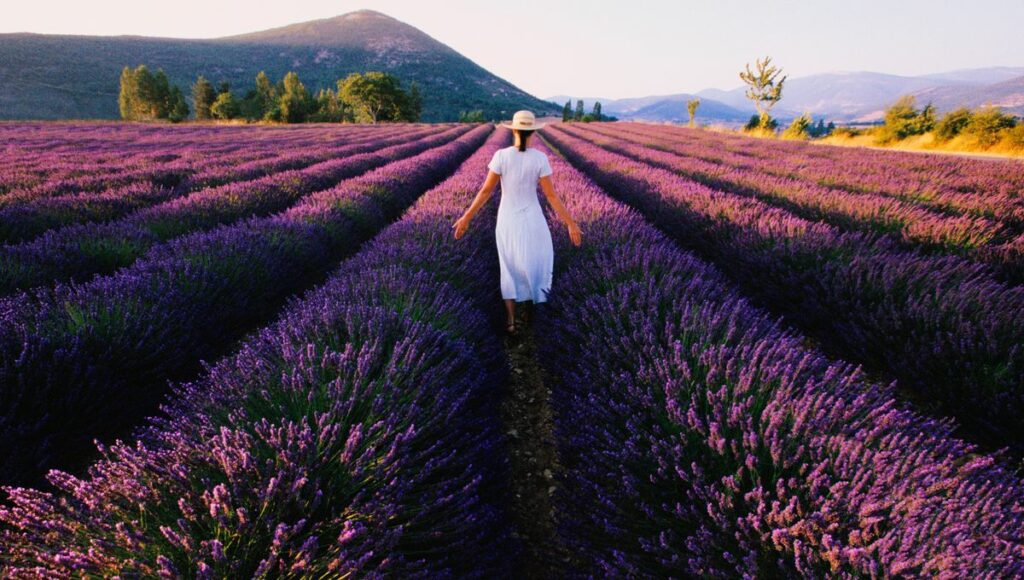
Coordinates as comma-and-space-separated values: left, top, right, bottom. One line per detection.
564, 124, 1008, 252
0, 125, 490, 487
603, 122, 1024, 230
0, 127, 513, 577
0, 125, 341, 196
545, 126, 1024, 454
0, 126, 465, 295
0, 126, 433, 244
533, 137, 1024, 577
0, 123, 387, 193
611, 121, 1024, 202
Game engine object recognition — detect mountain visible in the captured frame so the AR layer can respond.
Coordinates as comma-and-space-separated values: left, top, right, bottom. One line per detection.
919, 66, 1024, 84
901, 74, 1024, 116
551, 66, 1024, 126
699, 71, 966, 119
0, 10, 558, 121
547, 93, 749, 123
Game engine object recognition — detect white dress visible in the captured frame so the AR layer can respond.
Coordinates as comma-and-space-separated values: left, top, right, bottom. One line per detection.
488, 146, 554, 303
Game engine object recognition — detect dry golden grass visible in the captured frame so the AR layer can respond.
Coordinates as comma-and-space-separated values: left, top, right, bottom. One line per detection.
821, 130, 1024, 159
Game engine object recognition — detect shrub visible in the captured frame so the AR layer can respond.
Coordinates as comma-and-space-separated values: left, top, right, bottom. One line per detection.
964, 106, 1017, 147
934, 107, 973, 141
876, 95, 935, 144
781, 113, 812, 139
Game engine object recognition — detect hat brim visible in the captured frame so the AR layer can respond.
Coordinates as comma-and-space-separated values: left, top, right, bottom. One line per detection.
501, 122, 545, 131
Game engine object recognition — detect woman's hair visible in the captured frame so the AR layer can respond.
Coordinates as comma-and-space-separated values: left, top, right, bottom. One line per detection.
515, 129, 534, 152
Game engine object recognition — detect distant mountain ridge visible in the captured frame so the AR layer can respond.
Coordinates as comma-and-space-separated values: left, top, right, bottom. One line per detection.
551, 66, 1024, 124
0, 10, 558, 121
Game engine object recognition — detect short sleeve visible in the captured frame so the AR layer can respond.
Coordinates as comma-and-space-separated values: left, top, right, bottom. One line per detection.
487, 149, 503, 175
538, 152, 552, 178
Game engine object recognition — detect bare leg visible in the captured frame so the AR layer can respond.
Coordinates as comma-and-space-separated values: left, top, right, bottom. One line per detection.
504, 299, 516, 329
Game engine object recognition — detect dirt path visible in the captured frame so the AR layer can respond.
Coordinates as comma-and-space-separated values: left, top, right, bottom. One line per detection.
500, 305, 571, 577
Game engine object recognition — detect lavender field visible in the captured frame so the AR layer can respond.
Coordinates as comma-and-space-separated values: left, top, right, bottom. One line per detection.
1, 121, 1023, 576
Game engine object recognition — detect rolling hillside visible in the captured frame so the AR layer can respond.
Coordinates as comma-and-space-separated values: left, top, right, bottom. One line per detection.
0, 10, 558, 122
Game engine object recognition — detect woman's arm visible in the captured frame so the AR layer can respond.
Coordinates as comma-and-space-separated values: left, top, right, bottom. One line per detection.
539, 175, 583, 246
452, 170, 500, 240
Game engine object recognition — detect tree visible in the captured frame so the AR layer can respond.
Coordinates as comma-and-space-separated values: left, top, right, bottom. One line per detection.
310, 88, 346, 122
739, 56, 786, 130
240, 71, 277, 120
877, 95, 935, 143
119, 65, 178, 121
964, 106, 1017, 147
782, 113, 813, 139
149, 69, 172, 119
338, 72, 413, 123
574, 99, 585, 121
591, 101, 602, 120
405, 82, 422, 122
278, 71, 311, 123
459, 110, 486, 123
210, 91, 239, 120
192, 76, 216, 120
119, 66, 138, 120
562, 100, 572, 122
167, 86, 189, 122
686, 98, 701, 127
935, 107, 973, 141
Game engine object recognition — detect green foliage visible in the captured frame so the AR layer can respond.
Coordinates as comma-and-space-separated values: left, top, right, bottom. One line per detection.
118, 65, 184, 122
458, 110, 486, 123
964, 106, 1017, 147
782, 112, 813, 139
805, 119, 834, 138
575, 99, 585, 121
407, 81, 422, 122
591, 101, 602, 119
687, 98, 700, 127
337, 71, 418, 123
831, 125, 863, 138
278, 71, 313, 123
562, 100, 572, 122
1005, 124, 1024, 149
309, 88, 347, 122
744, 113, 778, 133
210, 91, 239, 120
167, 86, 189, 122
739, 56, 786, 128
876, 95, 936, 144
191, 75, 216, 120
935, 107, 973, 141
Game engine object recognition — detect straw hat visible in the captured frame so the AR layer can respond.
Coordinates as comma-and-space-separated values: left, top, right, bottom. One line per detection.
501, 110, 544, 131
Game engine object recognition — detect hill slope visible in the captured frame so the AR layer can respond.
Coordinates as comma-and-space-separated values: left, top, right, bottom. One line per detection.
0, 10, 558, 122
546, 94, 749, 123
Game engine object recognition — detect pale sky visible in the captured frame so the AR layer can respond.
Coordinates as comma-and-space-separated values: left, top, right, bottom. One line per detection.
4, 0, 1023, 99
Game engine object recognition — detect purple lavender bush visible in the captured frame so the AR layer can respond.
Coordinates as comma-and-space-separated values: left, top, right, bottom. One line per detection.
544, 126, 1024, 454
0, 125, 489, 487
0, 128, 513, 577
0, 125, 431, 244
0, 126, 465, 295
533, 138, 1024, 577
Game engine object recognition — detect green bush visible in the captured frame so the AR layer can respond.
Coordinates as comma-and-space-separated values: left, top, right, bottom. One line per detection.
744, 113, 778, 133
876, 95, 935, 144
782, 113, 812, 139
934, 107, 973, 142
964, 106, 1017, 147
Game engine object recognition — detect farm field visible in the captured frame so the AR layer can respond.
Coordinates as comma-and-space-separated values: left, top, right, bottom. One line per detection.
1, 121, 1023, 576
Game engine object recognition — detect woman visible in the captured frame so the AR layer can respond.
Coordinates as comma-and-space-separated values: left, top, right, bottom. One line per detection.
452, 110, 583, 335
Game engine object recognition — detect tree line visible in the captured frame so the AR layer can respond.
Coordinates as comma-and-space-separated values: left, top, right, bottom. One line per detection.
119, 66, 422, 123
560, 99, 615, 123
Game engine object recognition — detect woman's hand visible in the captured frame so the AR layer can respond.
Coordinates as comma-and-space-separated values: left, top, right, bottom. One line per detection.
567, 221, 583, 247
452, 214, 471, 240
